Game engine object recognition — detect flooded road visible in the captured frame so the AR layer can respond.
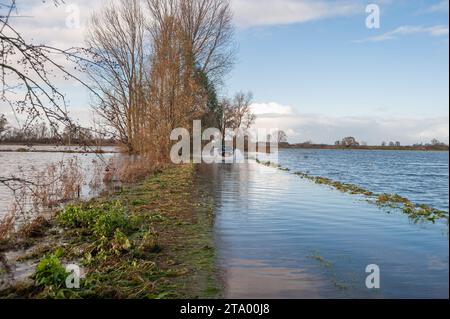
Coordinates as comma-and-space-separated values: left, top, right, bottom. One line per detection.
197, 162, 449, 299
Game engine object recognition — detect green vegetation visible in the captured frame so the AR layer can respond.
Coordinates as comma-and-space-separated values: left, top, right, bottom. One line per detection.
257, 159, 449, 224
0, 165, 220, 299
58, 200, 131, 238
307, 251, 351, 291
34, 249, 67, 290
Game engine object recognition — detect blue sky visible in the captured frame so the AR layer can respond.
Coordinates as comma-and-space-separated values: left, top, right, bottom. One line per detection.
231, 5, 448, 118
1, 0, 449, 144
227, 0, 449, 144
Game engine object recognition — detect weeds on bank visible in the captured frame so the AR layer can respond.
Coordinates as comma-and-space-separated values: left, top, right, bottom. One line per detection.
34, 249, 67, 290
257, 159, 449, 224
1, 165, 219, 299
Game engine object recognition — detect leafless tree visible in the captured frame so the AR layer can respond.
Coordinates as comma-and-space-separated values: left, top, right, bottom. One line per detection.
0, 0, 98, 187
86, 0, 148, 154
230, 91, 255, 129
217, 91, 255, 155
147, 0, 235, 86
0, 0, 96, 132
340, 136, 360, 147
276, 130, 288, 144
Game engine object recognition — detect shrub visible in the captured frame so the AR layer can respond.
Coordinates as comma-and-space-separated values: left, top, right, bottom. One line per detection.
34, 249, 67, 290
58, 200, 130, 238
92, 207, 130, 238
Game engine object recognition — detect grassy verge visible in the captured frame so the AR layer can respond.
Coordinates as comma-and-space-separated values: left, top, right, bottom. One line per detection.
0, 164, 220, 299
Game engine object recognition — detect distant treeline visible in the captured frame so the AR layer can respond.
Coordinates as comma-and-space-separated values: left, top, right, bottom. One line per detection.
0, 118, 116, 146
281, 139, 449, 151
280, 143, 449, 151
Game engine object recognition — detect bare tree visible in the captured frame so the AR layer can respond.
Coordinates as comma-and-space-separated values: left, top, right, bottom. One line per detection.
86, 0, 148, 154
0, 0, 98, 187
147, 0, 235, 86
230, 91, 255, 129
276, 130, 288, 144
340, 136, 360, 147
217, 91, 255, 155
0, 0, 95, 133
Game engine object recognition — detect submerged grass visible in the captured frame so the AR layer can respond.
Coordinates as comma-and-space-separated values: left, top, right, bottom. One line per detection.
256, 159, 449, 224
0, 164, 220, 299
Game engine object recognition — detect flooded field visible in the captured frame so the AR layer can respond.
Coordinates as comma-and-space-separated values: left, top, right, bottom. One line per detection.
276, 149, 449, 211
0, 145, 118, 218
197, 161, 448, 299
1, 146, 448, 298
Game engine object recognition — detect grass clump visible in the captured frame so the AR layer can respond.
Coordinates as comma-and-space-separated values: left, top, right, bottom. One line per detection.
376, 194, 448, 223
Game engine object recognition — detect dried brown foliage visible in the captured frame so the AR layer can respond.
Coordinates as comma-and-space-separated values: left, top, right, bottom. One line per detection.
87, 0, 235, 159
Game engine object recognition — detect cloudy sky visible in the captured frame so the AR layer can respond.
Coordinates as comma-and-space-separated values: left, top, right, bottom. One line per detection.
1, 0, 449, 145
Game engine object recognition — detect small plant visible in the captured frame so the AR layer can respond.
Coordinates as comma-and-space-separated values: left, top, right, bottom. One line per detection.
111, 229, 132, 255
34, 249, 67, 290
139, 228, 161, 253
92, 205, 130, 238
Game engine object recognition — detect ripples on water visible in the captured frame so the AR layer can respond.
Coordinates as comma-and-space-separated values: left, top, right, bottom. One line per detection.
1, 147, 448, 298
198, 161, 449, 299
271, 149, 449, 212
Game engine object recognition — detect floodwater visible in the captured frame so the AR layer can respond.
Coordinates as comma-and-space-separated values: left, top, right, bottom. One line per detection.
275, 149, 449, 211
0, 145, 117, 218
1, 146, 448, 298
197, 158, 449, 299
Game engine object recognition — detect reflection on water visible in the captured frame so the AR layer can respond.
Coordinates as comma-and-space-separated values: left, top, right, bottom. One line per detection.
197, 162, 449, 299
0, 144, 117, 153
0, 147, 117, 217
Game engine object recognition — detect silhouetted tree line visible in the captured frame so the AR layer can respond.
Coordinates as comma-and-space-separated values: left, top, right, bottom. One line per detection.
0, 116, 114, 145
282, 136, 449, 150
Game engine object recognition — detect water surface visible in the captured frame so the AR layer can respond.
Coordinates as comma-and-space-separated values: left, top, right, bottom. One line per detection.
198, 162, 449, 299
0, 146, 117, 217
272, 149, 449, 211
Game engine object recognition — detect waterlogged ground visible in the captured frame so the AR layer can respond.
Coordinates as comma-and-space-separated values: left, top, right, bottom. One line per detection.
1, 147, 448, 298
275, 149, 449, 212
197, 163, 449, 299
0, 146, 117, 218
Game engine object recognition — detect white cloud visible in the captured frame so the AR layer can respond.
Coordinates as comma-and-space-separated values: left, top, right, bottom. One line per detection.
232, 0, 361, 28
10, 0, 104, 47
427, 1, 449, 13
356, 25, 449, 43
251, 102, 294, 117
251, 107, 449, 145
